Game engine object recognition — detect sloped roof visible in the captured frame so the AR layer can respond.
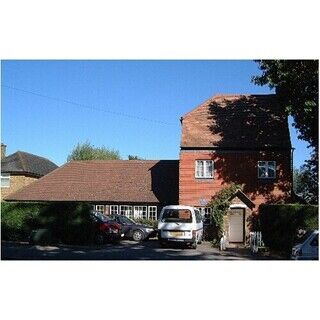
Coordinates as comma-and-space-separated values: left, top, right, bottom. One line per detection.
181, 94, 292, 149
1, 151, 58, 177
5, 160, 179, 204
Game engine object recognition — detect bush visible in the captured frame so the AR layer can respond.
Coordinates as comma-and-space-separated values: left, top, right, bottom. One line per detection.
259, 204, 319, 256
1, 202, 94, 245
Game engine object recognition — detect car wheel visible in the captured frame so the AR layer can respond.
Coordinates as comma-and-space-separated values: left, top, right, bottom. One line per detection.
94, 232, 105, 245
132, 230, 144, 241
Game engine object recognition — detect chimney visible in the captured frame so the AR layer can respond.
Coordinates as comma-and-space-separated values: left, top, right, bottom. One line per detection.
1, 143, 6, 159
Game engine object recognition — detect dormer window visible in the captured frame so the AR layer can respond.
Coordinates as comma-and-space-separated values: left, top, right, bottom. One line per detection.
195, 160, 214, 179
258, 161, 276, 179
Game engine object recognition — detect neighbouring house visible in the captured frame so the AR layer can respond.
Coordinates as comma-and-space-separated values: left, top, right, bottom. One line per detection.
4, 93, 293, 243
1, 143, 58, 201
179, 94, 292, 242
4, 160, 179, 220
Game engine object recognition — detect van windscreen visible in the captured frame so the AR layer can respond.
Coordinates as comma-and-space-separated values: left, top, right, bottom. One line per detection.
161, 209, 192, 223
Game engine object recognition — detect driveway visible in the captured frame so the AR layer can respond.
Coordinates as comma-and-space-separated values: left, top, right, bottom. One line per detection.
1, 239, 280, 260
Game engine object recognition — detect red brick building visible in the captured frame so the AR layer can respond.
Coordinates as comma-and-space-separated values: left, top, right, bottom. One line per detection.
179, 94, 293, 242
5, 93, 293, 243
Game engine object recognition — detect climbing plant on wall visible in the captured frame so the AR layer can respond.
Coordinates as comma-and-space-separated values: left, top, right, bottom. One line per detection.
208, 184, 242, 238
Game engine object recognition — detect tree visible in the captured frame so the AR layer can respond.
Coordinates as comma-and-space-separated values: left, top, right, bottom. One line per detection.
128, 155, 143, 160
67, 142, 121, 161
252, 60, 319, 194
293, 162, 318, 204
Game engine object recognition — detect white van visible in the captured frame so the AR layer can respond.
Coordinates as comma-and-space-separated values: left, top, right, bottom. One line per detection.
158, 205, 203, 249
291, 230, 318, 260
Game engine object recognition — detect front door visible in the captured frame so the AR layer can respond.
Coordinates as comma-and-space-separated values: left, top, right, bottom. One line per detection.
229, 208, 245, 243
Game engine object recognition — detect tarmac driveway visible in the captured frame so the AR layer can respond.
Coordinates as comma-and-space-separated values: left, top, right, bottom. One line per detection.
1, 239, 280, 260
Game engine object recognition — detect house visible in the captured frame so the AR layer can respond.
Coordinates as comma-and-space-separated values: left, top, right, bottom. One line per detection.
4, 160, 179, 220
179, 94, 292, 242
4, 93, 293, 243
1, 143, 58, 201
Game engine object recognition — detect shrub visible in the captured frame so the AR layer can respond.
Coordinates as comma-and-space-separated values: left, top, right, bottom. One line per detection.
1, 202, 94, 244
259, 204, 319, 256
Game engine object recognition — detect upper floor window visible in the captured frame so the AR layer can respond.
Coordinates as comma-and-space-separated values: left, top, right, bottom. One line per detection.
258, 161, 276, 179
195, 160, 213, 178
1, 173, 10, 187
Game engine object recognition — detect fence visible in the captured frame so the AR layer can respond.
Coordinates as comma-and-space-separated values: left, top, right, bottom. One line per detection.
249, 231, 264, 253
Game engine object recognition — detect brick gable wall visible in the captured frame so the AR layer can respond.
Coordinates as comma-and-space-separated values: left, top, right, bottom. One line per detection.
179, 150, 292, 210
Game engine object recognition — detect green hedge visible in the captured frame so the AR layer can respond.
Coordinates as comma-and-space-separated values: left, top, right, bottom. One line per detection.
259, 204, 319, 256
1, 202, 94, 245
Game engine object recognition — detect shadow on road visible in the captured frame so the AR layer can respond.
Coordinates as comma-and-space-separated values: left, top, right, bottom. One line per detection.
1, 239, 281, 260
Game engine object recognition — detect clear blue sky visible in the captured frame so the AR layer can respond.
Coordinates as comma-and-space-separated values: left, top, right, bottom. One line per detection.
1, 60, 310, 167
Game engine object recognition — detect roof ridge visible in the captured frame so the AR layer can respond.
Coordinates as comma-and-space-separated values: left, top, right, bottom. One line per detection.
15, 150, 56, 165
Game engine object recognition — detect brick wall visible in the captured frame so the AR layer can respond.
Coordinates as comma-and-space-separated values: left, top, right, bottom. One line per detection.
1, 175, 38, 201
179, 150, 292, 210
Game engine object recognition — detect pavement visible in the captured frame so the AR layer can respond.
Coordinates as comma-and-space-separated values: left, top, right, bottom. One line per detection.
1, 239, 282, 260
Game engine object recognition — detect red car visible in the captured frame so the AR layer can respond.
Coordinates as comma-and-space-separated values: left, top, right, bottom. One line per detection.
90, 211, 124, 244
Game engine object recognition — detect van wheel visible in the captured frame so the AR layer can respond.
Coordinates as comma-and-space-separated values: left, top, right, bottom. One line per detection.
132, 230, 144, 241
198, 237, 202, 245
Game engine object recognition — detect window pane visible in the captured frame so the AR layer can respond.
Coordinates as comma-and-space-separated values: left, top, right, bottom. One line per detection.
196, 161, 204, 177
205, 161, 213, 177
267, 167, 275, 178
258, 166, 267, 178
1, 174, 10, 187
148, 206, 157, 220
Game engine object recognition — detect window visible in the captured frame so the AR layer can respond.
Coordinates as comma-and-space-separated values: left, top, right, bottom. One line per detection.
95, 205, 105, 214
134, 206, 147, 219
196, 207, 212, 224
110, 205, 118, 215
1, 173, 10, 187
195, 209, 202, 223
161, 209, 192, 223
258, 161, 276, 179
120, 205, 133, 219
148, 206, 157, 220
195, 160, 213, 178
310, 234, 318, 247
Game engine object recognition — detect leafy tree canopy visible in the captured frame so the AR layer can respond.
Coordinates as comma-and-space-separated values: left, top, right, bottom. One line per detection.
252, 60, 318, 154
293, 162, 318, 204
67, 141, 121, 161
128, 155, 144, 160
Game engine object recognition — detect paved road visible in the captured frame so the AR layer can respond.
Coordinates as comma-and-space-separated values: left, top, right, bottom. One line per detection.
1, 239, 278, 260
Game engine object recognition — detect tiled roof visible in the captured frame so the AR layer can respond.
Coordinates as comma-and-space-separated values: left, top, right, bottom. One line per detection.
181, 94, 292, 149
5, 160, 179, 204
1, 151, 58, 177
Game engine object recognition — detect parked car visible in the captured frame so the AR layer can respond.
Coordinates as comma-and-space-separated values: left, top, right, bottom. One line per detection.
109, 214, 157, 241
158, 205, 203, 249
291, 230, 318, 260
90, 211, 124, 244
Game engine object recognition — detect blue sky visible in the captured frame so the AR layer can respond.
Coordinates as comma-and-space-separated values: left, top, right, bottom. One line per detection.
1, 60, 310, 167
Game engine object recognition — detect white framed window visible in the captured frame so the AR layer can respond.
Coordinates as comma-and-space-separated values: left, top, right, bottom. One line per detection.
196, 207, 212, 217
148, 206, 157, 220
120, 205, 133, 219
195, 160, 213, 178
1, 173, 10, 188
134, 206, 147, 219
258, 161, 276, 179
95, 205, 105, 214
110, 205, 119, 215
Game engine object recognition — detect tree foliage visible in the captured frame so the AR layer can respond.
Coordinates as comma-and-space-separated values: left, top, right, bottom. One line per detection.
67, 141, 121, 161
293, 162, 318, 204
253, 60, 319, 190
128, 155, 144, 160
253, 60, 318, 153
